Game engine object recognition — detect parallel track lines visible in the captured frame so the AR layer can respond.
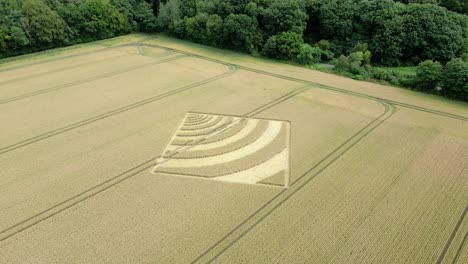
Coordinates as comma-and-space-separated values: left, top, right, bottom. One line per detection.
0, 53, 128, 87
0, 158, 156, 242
2, 40, 465, 260
0, 55, 187, 105
437, 205, 468, 264
0, 85, 308, 242
0, 35, 157, 73
0, 65, 236, 155
140, 43, 468, 122
191, 102, 395, 264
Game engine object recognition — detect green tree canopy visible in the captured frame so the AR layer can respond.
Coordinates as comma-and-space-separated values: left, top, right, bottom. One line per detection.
441, 58, 468, 100
402, 4, 465, 63
21, 0, 68, 47
261, 0, 308, 36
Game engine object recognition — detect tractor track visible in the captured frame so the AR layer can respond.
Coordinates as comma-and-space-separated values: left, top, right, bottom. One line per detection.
139, 42, 468, 122
191, 101, 395, 263
0, 35, 156, 73
0, 65, 236, 155
0, 55, 186, 105
437, 205, 468, 264
0, 84, 310, 242
1, 39, 465, 262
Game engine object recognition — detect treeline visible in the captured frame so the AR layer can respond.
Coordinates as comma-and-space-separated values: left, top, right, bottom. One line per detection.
1, 0, 467, 100
156, 0, 467, 100
0, 0, 158, 57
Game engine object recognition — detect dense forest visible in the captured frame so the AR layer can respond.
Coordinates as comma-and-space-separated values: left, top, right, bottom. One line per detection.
1, 0, 467, 100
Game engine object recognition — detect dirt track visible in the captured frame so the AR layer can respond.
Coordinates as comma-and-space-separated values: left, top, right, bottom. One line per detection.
0, 34, 467, 263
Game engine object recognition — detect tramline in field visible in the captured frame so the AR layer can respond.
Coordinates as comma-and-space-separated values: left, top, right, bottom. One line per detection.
0, 34, 467, 264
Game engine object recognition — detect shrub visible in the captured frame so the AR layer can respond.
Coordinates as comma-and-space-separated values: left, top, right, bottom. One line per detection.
441, 58, 468, 101
262, 31, 304, 60
317, 39, 332, 51
295, 44, 321, 65
415, 60, 442, 91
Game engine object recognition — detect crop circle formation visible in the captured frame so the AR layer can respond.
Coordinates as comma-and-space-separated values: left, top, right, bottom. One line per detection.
152, 113, 290, 187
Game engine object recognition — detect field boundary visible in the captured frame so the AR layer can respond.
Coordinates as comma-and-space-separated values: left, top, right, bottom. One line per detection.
140, 42, 468, 122
0, 54, 130, 86
0, 54, 187, 105
0, 35, 156, 73
0, 85, 310, 241
0, 65, 236, 155
0, 46, 174, 87
0, 80, 391, 248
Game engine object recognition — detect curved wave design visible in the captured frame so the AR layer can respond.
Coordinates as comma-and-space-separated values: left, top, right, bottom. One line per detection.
152, 113, 290, 187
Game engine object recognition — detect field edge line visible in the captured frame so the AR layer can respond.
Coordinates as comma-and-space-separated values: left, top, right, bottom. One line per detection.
0, 65, 237, 155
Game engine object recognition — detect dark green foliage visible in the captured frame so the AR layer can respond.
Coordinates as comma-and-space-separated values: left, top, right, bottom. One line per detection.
441, 58, 468, 100
72, 0, 130, 41
436, 0, 468, 14
133, 1, 160, 31
295, 44, 321, 64
372, 67, 417, 87
223, 14, 261, 53
21, 0, 68, 47
315, 39, 334, 61
336, 43, 372, 77
261, 0, 308, 36
318, 0, 354, 42
357, 0, 405, 66
262, 31, 304, 60
158, 0, 182, 34
0, 0, 467, 101
402, 4, 465, 63
0, 0, 157, 58
185, 13, 223, 46
151, 0, 160, 15
179, 0, 197, 17
415, 60, 442, 91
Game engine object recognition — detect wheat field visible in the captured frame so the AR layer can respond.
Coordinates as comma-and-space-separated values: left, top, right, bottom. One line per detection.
0, 34, 466, 263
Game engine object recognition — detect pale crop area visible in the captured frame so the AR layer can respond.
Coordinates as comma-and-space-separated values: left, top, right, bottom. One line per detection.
0, 34, 467, 263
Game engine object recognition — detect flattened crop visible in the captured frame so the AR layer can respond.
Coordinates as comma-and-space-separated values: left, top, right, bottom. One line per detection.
152, 113, 290, 187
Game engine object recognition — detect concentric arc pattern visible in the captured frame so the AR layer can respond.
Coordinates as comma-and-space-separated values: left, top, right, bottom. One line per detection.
151, 112, 290, 187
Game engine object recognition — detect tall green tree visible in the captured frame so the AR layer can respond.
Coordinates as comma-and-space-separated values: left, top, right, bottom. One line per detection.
223, 14, 261, 52
21, 0, 68, 47
261, 0, 308, 36
402, 4, 465, 63
415, 60, 442, 91
356, 0, 405, 65
441, 58, 468, 100
318, 0, 354, 42
262, 31, 304, 60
